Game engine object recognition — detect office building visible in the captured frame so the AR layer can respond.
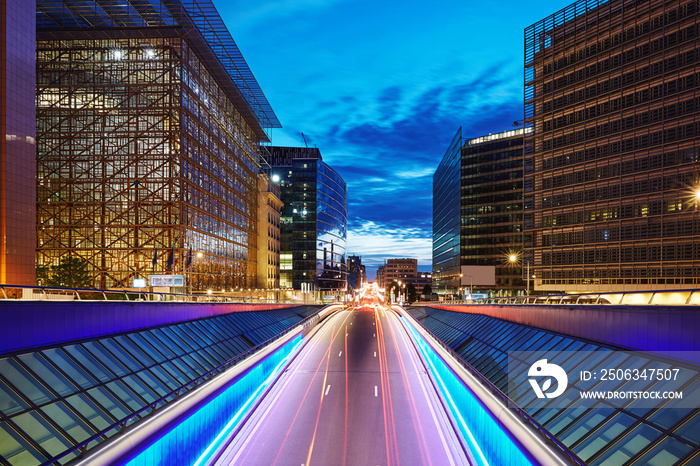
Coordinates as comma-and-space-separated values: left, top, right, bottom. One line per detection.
1, 0, 36, 285
35, 0, 280, 290
382, 258, 418, 288
347, 255, 366, 292
525, 0, 700, 292
433, 128, 525, 295
257, 174, 282, 289
376, 265, 385, 287
267, 147, 347, 291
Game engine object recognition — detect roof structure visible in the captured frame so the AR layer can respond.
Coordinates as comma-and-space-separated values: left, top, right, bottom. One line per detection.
0, 306, 319, 465
36, 0, 282, 137
409, 306, 700, 465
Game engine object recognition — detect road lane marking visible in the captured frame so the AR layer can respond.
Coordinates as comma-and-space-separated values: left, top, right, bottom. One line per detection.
339, 351, 342, 357
374, 351, 377, 358
373, 333, 375, 337
325, 384, 331, 396
375, 385, 378, 397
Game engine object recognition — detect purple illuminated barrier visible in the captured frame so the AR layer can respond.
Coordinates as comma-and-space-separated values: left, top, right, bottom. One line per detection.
427, 304, 700, 359
0, 300, 308, 355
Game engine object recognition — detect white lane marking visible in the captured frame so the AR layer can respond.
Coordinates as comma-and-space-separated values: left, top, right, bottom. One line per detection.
224, 311, 342, 465
373, 333, 375, 337
346, 333, 348, 336
339, 351, 342, 357
325, 384, 331, 396
374, 351, 377, 358
374, 386, 378, 397
394, 314, 458, 466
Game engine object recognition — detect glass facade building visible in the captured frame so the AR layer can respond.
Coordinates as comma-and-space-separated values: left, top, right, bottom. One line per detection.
525, 0, 700, 292
432, 128, 462, 292
461, 129, 525, 294
267, 147, 348, 291
433, 127, 525, 295
35, 0, 280, 291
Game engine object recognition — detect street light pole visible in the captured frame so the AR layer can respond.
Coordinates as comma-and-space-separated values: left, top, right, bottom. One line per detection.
527, 260, 530, 296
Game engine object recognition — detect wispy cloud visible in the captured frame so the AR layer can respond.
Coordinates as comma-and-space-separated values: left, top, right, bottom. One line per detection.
318, 67, 524, 276
348, 222, 432, 279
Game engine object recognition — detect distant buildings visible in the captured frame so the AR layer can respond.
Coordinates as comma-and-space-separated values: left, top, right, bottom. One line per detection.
433, 128, 525, 295
0, 0, 36, 285
379, 258, 431, 291
347, 255, 366, 292
524, 0, 700, 292
34, 0, 280, 290
267, 146, 348, 291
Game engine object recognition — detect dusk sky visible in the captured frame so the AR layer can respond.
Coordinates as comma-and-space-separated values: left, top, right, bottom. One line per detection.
217, 0, 573, 279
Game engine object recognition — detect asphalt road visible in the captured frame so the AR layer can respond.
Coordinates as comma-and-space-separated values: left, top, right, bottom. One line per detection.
212, 303, 469, 466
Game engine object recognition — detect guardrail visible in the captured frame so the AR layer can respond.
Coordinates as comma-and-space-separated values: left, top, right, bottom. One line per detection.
0, 284, 303, 304
416, 287, 700, 306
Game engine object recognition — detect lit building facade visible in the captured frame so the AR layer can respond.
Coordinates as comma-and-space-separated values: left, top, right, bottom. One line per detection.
257, 174, 282, 289
525, 0, 700, 292
1, 0, 36, 285
267, 147, 347, 291
433, 127, 525, 295
35, 0, 280, 290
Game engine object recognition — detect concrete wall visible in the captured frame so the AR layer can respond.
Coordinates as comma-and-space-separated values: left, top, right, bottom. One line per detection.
0, 301, 309, 354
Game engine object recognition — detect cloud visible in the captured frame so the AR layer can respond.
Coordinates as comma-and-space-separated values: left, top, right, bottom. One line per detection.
347, 221, 432, 279
312, 65, 524, 272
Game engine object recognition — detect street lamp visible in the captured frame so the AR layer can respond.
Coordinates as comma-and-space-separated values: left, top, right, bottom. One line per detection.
509, 253, 530, 296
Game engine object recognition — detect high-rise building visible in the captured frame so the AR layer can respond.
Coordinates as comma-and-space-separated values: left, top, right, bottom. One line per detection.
35, 0, 280, 290
267, 146, 347, 291
1, 0, 36, 285
347, 255, 366, 292
433, 128, 526, 295
525, 0, 700, 292
461, 129, 525, 294
257, 174, 282, 289
432, 130, 462, 293
376, 265, 385, 287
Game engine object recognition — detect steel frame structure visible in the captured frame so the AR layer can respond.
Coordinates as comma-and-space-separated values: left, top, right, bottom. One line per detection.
36, 0, 280, 290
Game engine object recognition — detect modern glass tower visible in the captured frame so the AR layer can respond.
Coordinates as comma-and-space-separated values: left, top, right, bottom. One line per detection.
35, 0, 280, 290
432, 128, 462, 293
267, 147, 348, 292
433, 127, 525, 295
525, 0, 700, 292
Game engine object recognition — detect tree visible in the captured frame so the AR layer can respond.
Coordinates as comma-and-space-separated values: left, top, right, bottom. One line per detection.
422, 284, 432, 296
386, 280, 400, 302
45, 257, 93, 288
406, 283, 417, 303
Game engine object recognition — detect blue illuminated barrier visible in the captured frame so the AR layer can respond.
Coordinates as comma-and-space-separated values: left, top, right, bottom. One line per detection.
72, 305, 342, 466
395, 306, 581, 466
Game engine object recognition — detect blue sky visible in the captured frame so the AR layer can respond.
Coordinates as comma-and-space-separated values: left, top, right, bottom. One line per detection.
216, 0, 572, 279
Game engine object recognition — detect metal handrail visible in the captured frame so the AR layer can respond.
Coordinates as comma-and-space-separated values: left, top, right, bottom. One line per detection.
48, 307, 327, 465
403, 311, 585, 466
0, 284, 303, 304
414, 286, 700, 306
